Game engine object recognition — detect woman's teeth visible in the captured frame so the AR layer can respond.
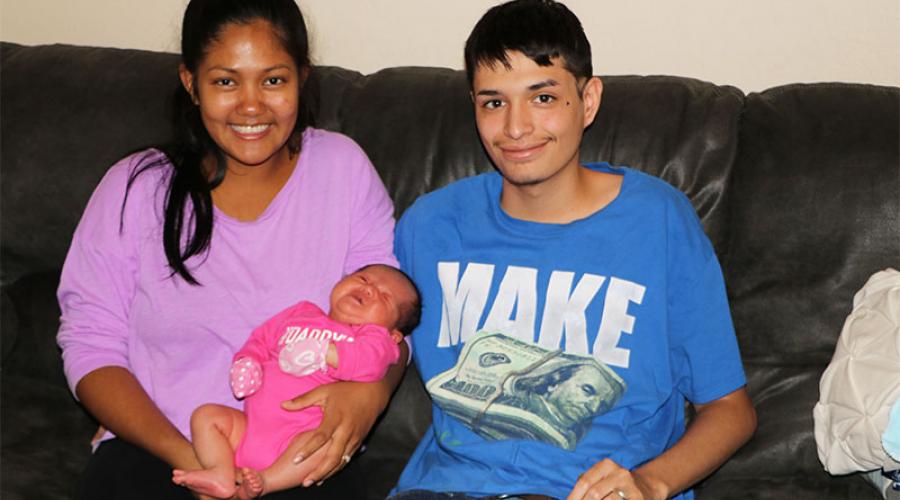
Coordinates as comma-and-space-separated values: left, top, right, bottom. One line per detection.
230, 124, 269, 134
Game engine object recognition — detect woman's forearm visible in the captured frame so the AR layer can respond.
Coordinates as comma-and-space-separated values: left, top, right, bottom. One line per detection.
75, 366, 200, 470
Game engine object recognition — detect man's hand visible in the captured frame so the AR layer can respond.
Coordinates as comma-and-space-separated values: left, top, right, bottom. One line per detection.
281, 380, 390, 486
569, 387, 756, 500
567, 458, 667, 500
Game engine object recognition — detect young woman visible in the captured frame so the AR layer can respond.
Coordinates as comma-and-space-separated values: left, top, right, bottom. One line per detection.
56, 1, 404, 498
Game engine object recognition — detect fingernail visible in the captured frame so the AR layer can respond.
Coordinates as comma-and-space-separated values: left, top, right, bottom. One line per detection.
293, 454, 303, 464
303, 479, 313, 487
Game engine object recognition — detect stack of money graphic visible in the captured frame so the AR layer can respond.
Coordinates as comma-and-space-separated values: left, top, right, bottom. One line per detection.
427, 331, 626, 450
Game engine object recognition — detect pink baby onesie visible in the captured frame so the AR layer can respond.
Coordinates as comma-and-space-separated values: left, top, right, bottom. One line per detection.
231, 301, 400, 470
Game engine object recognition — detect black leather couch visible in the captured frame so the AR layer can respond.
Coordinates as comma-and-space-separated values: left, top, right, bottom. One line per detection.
2, 42, 898, 500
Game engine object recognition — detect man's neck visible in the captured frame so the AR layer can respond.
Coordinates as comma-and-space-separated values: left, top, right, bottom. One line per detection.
499, 165, 622, 224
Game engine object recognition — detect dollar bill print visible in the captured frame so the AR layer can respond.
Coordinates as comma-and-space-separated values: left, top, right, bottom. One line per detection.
427, 331, 626, 450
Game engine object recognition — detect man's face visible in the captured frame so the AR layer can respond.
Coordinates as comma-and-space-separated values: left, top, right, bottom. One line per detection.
471, 51, 600, 189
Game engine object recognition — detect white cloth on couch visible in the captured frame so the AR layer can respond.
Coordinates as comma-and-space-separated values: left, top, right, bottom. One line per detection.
814, 268, 900, 476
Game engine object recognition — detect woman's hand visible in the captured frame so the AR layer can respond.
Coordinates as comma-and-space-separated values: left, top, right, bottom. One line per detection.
281, 380, 391, 486
280, 341, 408, 486
567, 459, 667, 500
77, 367, 197, 467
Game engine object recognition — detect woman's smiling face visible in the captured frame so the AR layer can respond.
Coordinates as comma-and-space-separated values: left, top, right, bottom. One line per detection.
180, 19, 301, 173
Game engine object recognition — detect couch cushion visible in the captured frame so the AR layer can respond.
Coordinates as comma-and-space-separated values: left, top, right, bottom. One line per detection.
727, 83, 900, 363
328, 66, 484, 217
0, 43, 180, 283
1, 272, 68, 386
1, 286, 17, 364
584, 76, 744, 253
358, 364, 432, 500
330, 70, 744, 254
696, 474, 880, 499
1, 375, 96, 500
723, 83, 899, 498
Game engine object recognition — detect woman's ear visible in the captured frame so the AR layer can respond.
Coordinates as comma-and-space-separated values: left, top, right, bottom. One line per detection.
298, 65, 312, 91
389, 330, 404, 344
178, 64, 199, 105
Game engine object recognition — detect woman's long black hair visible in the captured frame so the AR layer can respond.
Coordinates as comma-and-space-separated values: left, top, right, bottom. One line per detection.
124, 0, 314, 285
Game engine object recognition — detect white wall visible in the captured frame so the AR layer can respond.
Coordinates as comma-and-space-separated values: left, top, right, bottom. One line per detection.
2, 0, 898, 92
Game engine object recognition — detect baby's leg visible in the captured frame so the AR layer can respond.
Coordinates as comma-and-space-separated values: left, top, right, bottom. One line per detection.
237, 432, 330, 497
172, 404, 247, 498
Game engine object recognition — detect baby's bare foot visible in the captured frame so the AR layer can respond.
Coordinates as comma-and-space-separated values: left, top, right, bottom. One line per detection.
172, 468, 237, 498
237, 467, 265, 499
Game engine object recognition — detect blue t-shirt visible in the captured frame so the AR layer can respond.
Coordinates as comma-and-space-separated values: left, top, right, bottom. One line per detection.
393, 164, 746, 499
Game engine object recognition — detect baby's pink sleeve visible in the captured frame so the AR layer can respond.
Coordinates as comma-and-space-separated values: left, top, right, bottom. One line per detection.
330, 325, 400, 382
234, 323, 273, 365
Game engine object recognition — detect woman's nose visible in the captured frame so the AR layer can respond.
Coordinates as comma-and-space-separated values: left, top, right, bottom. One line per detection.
237, 86, 263, 115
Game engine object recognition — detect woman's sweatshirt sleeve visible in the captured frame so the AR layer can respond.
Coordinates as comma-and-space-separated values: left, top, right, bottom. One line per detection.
56, 156, 148, 398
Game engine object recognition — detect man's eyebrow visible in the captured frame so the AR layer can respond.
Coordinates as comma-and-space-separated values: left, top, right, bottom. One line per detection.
474, 79, 560, 96
528, 79, 559, 91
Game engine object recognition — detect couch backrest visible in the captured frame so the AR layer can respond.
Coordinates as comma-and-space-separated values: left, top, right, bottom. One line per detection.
1, 43, 180, 283
338, 69, 745, 253
1, 42, 744, 284
3, 41, 898, 497
728, 83, 900, 362
719, 83, 900, 481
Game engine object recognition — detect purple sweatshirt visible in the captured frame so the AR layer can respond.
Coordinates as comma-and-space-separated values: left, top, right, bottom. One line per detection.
57, 128, 398, 442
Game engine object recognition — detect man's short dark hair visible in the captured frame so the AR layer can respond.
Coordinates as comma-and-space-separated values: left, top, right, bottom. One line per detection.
464, 0, 593, 88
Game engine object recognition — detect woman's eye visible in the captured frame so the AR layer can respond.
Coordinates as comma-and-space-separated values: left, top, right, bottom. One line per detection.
483, 99, 503, 110
214, 78, 234, 87
264, 77, 285, 85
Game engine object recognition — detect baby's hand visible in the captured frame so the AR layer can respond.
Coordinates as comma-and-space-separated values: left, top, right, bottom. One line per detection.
278, 338, 329, 376
230, 357, 262, 399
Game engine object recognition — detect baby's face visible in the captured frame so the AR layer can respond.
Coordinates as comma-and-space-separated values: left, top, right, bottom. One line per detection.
329, 265, 414, 330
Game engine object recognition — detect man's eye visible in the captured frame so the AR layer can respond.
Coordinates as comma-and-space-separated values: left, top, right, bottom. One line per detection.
535, 94, 554, 104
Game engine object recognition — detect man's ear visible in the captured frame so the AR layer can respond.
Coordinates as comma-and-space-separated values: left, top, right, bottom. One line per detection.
389, 329, 404, 344
581, 76, 603, 128
178, 64, 199, 105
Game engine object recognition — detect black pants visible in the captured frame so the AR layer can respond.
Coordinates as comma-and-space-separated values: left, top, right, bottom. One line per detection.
75, 439, 367, 499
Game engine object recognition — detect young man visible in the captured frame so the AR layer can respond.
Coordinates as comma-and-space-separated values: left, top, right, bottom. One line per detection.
391, 1, 756, 499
